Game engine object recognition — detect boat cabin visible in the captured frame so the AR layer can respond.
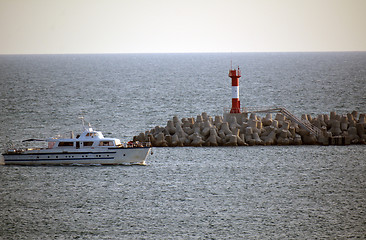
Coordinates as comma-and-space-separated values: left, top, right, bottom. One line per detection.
47, 127, 121, 149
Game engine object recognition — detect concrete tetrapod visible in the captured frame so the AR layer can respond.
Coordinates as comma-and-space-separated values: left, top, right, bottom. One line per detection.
133, 111, 366, 147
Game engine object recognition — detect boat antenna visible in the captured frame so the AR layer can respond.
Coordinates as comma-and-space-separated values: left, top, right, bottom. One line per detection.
79, 116, 86, 129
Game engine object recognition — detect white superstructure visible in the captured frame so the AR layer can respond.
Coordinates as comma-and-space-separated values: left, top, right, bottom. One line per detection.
2, 124, 151, 165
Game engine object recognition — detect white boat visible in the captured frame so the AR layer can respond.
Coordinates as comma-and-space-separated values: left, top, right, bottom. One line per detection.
1, 122, 151, 166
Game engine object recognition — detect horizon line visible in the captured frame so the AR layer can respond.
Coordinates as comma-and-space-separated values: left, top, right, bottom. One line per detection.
1, 50, 366, 56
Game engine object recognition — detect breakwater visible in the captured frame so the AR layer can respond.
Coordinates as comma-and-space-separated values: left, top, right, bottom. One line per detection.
133, 109, 366, 147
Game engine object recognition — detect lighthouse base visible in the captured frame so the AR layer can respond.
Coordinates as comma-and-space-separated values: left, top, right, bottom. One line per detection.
223, 112, 248, 125
230, 108, 241, 114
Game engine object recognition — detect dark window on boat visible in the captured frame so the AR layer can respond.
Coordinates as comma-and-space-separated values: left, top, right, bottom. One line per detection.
83, 142, 93, 146
59, 142, 74, 147
99, 141, 114, 146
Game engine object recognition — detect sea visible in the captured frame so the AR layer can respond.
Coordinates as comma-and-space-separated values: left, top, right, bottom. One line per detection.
0, 52, 365, 239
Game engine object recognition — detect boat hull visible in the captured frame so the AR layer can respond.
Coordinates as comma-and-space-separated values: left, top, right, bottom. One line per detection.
1, 147, 151, 165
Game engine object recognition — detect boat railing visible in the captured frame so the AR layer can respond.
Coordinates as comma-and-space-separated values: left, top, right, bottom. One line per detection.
123, 141, 152, 148
6, 148, 25, 154
5, 147, 43, 154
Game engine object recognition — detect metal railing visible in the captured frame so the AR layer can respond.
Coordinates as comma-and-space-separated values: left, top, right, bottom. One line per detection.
224, 106, 281, 114
279, 108, 322, 137
224, 106, 322, 137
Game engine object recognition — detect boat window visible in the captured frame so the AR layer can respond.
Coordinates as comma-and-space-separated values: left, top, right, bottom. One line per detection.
48, 142, 55, 149
83, 142, 93, 146
86, 133, 99, 137
99, 141, 114, 146
58, 142, 74, 147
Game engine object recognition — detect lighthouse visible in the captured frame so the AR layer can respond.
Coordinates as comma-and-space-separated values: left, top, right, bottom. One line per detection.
229, 67, 241, 113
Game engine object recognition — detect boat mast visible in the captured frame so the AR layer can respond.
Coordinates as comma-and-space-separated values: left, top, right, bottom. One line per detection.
79, 115, 92, 131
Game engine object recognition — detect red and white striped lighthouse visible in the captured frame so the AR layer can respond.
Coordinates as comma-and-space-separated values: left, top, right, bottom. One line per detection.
229, 67, 241, 113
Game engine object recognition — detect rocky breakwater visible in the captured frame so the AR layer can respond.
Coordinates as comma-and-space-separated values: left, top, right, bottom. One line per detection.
305, 111, 366, 145
133, 111, 366, 147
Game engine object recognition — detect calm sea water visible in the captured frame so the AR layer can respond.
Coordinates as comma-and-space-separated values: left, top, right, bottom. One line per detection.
0, 52, 365, 239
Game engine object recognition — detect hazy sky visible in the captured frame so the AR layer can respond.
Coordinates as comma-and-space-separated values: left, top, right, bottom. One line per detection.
1, 0, 365, 54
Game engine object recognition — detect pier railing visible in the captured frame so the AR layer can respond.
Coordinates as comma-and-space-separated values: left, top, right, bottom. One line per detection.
279, 108, 322, 137
224, 106, 322, 137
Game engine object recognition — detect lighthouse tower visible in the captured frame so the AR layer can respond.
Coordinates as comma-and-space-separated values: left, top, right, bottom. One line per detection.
229, 67, 241, 113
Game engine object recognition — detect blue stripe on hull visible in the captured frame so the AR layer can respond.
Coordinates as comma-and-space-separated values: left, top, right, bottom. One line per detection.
5, 157, 114, 162
3, 158, 144, 165
2, 151, 116, 156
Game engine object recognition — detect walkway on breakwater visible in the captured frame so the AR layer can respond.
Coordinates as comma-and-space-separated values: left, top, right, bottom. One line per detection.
239, 107, 322, 137
133, 108, 366, 147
